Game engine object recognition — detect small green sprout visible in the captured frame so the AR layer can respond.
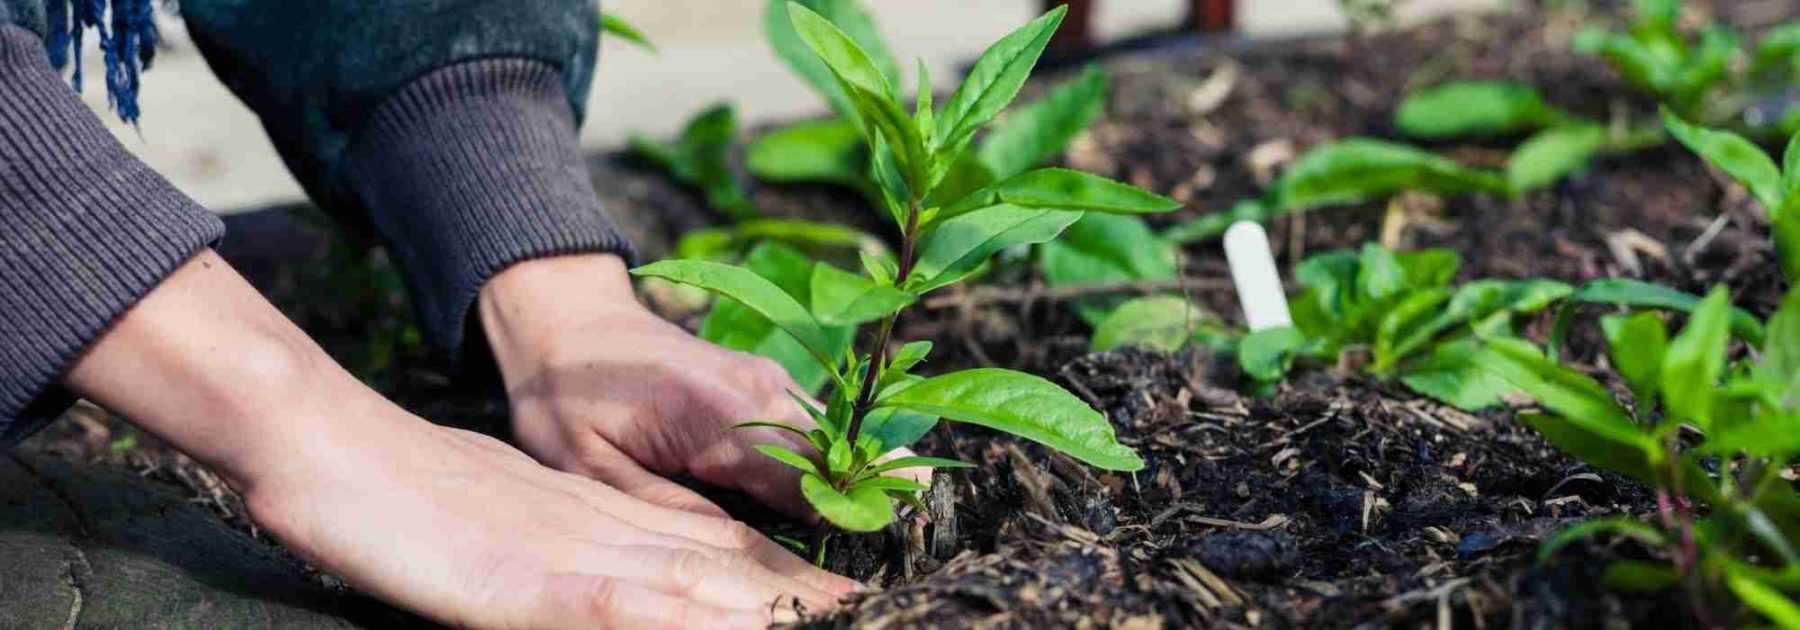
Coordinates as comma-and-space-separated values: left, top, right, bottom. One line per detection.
1479, 286, 1800, 628
633, 3, 1176, 542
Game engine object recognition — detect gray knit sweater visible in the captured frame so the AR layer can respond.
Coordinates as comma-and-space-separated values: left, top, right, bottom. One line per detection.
0, 1, 632, 442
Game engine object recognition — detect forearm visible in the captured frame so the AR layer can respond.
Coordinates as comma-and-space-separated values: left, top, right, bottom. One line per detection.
61, 249, 379, 490
0, 23, 224, 443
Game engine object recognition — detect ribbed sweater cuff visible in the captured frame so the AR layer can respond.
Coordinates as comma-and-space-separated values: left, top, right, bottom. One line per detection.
344, 59, 633, 357
0, 25, 225, 444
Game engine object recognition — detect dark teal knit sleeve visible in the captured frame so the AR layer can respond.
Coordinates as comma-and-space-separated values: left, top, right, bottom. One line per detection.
180, 0, 634, 356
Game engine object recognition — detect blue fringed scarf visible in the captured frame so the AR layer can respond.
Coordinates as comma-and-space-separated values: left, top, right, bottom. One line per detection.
45, 0, 159, 124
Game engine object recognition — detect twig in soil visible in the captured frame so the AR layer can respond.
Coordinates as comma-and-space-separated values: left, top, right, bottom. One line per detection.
921, 277, 1231, 310
1149, 504, 1291, 529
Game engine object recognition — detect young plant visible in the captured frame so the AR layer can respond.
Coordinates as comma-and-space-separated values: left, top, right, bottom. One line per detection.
1236, 243, 1570, 410
1662, 111, 1800, 282
1479, 287, 1800, 627
630, 103, 758, 220
1574, 0, 1740, 120
633, 3, 1175, 538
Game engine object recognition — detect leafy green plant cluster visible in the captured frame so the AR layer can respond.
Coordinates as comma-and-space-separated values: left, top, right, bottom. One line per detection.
636, 3, 1179, 539
1382, 0, 1800, 200
1236, 243, 1571, 409
1478, 287, 1800, 627
1231, 243, 1762, 411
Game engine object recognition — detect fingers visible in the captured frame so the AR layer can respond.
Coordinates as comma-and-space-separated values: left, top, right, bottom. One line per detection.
595, 545, 840, 611
697, 428, 818, 519
527, 574, 776, 630
620, 500, 862, 598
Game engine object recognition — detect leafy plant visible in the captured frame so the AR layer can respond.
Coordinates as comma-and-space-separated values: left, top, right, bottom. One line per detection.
634, 3, 1177, 543
1237, 243, 1571, 409
1479, 287, 1800, 627
1662, 110, 1800, 282
631, 104, 757, 220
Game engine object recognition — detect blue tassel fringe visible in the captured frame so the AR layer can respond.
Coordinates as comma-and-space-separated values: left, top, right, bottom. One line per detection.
45, 0, 160, 124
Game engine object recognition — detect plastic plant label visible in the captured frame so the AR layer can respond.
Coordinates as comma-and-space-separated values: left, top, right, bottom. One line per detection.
1225, 221, 1292, 331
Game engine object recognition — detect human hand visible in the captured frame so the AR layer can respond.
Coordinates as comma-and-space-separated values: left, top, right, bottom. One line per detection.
65, 250, 857, 628
479, 253, 846, 518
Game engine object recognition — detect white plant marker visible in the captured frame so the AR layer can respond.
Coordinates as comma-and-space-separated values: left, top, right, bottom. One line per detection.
1224, 221, 1292, 331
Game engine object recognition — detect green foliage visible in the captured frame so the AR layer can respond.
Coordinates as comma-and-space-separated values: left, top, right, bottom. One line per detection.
1039, 213, 1181, 324
600, 13, 656, 53
1239, 243, 1570, 410
1480, 286, 1800, 628
1506, 124, 1609, 193
1090, 295, 1230, 353
1662, 111, 1800, 281
1269, 138, 1511, 211
629, 103, 756, 220
1572, 0, 1740, 115
1395, 81, 1570, 139
638, 4, 1177, 540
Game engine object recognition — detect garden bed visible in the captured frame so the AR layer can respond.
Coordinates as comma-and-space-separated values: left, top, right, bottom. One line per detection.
16, 1, 1798, 627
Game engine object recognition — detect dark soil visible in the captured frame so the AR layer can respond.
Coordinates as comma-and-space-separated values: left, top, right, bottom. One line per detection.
15, 1, 1800, 628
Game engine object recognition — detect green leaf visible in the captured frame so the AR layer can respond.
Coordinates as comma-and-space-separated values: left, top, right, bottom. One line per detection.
732, 421, 813, 440
1538, 516, 1668, 562
1396, 248, 1463, 290
755, 444, 822, 477
1600, 561, 1682, 592
859, 407, 938, 451
1479, 339, 1660, 481
942, 168, 1181, 221
1372, 288, 1452, 372
746, 118, 869, 187
635, 259, 840, 378
1571, 278, 1766, 345
887, 341, 934, 375
1091, 296, 1223, 353
809, 263, 915, 326
766, 0, 898, 124
1239, 326, 1310, 384
1728, 572, 1800, 629
1660, 288, 1732, 430
848, 476, 929, 493
908, 205, 1081, 293
1663, 109, 1786, 213
977, 64, 1109, 180
1753, 23, 1800, 79
1400, 339, 1519, 411
801, 473, 894, 532
1574, 29, 1678, 95
1161, 199, 1270, 244
1762, 288, 1800, 409
933, 6, 1068, 152
1038, 213, 1180, 324
698, 245, 849, 393
878, 368, 1144, 471
1602, 312, 1670, 407
1508, 124, 1607, 193
861, 456, 974, 477
600, 13, 656, 53
1271, 139, 1511, 212
1396, 81, 1566, 139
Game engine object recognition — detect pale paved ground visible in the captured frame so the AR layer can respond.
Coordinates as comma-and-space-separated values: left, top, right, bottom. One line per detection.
67, 0, 1500, 212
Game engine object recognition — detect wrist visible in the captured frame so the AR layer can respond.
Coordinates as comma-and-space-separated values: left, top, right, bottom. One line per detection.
62, 250, 389, 492
477, 253, 651, 383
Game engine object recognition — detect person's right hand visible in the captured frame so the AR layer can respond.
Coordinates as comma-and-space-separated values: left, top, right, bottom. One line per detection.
63, 250, 857, 628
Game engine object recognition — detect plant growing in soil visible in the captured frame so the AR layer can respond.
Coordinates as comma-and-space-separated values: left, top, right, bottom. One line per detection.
633, 3, 1173, 541
1661, 111, 1800, 283
1236, 242, 1571, 410
1480, 287, 1800, 627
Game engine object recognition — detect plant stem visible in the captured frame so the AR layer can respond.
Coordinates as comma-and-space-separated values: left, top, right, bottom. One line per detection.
809, 525, 832, 568
844, 200, 922, 449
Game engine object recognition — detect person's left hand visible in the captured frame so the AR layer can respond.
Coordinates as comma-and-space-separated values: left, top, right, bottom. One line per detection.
478, 253, 853, 518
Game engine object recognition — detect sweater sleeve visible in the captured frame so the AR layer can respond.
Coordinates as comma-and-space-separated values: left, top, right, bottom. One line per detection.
179, 0, 632, 357
0, 24, 225, 444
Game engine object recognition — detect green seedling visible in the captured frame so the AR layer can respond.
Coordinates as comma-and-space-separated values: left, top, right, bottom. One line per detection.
1479, 287, 1800, 628
1662, 110, 1800, 282
1236, 243, 1570, 410
1574, 0, 1740, 120
634, 3, 1175, 544
630, 104, 757, 220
